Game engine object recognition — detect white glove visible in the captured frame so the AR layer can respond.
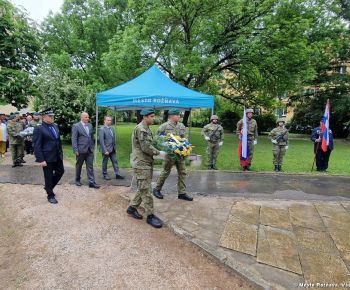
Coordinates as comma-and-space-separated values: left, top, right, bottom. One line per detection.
205, 136, 210, 141
272, 139, 278, 144
253, 140, 257, 145
219, 141, 223, 146
285, 146, 289, 150
159, 151, 166, 157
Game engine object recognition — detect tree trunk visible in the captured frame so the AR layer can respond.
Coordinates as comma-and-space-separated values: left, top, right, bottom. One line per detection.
136, 110, 142, 123
162, 110, 169, 122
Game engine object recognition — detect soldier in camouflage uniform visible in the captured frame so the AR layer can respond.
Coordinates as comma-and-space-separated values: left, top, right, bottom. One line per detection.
202, 115, 224, 170
127, 108, 165, 229
268, 118, 289, 172
153, 108, 193, 201
7, 114, 24, 167
236, 108, 258, 170
30, 112, 42, 128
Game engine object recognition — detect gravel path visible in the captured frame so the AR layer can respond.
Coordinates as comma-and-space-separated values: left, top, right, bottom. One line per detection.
0, 182, 254, 290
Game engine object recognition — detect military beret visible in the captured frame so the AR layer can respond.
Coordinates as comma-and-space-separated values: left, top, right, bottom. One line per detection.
8, 114, 16, 120
140, 108, 155, 116
168, 108, 180, 115
40, 108, 55, 116
245, 108, 254, 113
15, 111, 20, 114
33, 112, 40, 116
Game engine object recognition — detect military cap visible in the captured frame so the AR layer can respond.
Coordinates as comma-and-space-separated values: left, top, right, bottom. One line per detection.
140, 108, 155, 116
33, 112, 40, 116
40, 108, 55, 116
15, 111, 20, 114
276, 118, 286, 123
0, 112, 4, 115
245, 108, 254, 113
168, 108, 180, 115
210, 115, 219, 121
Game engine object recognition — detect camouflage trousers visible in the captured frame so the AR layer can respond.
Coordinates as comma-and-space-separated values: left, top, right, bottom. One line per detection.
130, 168, 154, 216
10, 144, 21, 164
207, 142, 220, 166
272, 144, 286, 165
155, 156, 186, 194
248, 140, 254, 165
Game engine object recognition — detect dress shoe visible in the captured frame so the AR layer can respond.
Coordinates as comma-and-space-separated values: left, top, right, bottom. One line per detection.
75, 180, 82, 186
48, 197, 58, 204
146, 214, 163, 228
115, 174, 125, 180
153, 188, 164, 199
126, 206, 143, 219
178, 193, 193, 201
89, 183, 101, 189
103, 175, 111, 180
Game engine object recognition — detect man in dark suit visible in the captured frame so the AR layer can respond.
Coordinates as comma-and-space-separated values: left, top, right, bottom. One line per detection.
33, 108, 64, 204
99, 116, 124, 180
71, 112, 100, 188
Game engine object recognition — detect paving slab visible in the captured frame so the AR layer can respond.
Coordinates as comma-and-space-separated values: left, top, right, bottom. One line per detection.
257, 225, 302, 274
289, 203, 325, 231
299, 248, 350, 287
229, 201, 260, 225
294, 227, 339, 254
219, 219, 258, 256
260, 206, 292, 231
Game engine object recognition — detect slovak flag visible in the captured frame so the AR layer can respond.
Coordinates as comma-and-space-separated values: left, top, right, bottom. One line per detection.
238, 108, 250, 166
321, 99, 330, 152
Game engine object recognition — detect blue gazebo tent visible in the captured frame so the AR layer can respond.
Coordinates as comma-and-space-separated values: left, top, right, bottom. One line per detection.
96, 65, 214, 110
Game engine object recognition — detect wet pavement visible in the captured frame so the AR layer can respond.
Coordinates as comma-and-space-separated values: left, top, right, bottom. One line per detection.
1, 153, 350, 289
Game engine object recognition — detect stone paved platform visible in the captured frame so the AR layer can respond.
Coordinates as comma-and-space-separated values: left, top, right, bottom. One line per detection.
1, 152, 350, 289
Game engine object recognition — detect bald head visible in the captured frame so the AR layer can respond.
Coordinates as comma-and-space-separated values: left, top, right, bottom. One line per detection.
80, 112, 90, 124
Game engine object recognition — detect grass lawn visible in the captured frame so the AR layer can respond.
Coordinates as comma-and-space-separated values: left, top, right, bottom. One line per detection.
63, 123, 350, 175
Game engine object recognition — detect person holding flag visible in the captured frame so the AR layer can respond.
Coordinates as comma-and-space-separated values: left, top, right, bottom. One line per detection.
311, 99, 334, 172
236, 108, 258, 171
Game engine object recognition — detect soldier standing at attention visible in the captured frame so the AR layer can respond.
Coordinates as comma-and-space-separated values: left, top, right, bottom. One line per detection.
153, 108, 193, 201
236, 108, 258, 171
268, 118, 289, 172
201, 115, 224, 170
7, 113, 24, 167
127, 108, 166, 228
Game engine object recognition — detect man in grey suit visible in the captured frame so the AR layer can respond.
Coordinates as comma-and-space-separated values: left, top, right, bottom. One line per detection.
99, 116, 124, 180
72, 112, 100, 188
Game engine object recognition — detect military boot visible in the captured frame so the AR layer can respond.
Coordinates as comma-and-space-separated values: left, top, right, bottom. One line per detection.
274, 165, 278, 172
212, 164, 218, 170
127, 206, 143, 219
146, 214, 163, 228
278, 165, 282, 172
208, 165, 212, 170
153, 188, 164, 199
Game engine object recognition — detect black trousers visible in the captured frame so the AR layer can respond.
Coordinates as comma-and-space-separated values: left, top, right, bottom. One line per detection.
43, 159, 65, 198
25, 139, 33, 154
315, 149, 332, 171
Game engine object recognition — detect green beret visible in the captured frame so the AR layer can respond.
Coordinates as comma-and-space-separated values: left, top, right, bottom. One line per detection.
168, 108, 180, 115
8, 114, 16, 120
140, 108, 155, 116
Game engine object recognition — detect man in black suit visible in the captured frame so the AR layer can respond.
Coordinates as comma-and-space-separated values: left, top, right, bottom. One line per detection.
33, 108, 64, 204
99, 116, 124, 180
71, 112, 100, 188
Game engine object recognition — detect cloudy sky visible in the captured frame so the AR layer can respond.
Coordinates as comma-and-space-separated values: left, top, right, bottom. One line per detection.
11, 0, 63, 23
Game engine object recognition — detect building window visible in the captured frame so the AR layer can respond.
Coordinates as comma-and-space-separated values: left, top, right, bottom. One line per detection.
338, 66, 347, 74
276, 107, 287, 117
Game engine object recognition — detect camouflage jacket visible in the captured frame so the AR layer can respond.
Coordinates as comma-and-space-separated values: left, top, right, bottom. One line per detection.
236, 118, 258, 140
157, 120, 186, 137
201, 123, 224, 143
131, 122, 160, 169
7, 121, 24, 144
29, 120, 42, 128
268, 127, 288, 145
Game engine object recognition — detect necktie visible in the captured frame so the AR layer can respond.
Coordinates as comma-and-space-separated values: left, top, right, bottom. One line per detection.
84, 125, 89, 135
50, 126, 58, 138
109, 127, 113, 137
